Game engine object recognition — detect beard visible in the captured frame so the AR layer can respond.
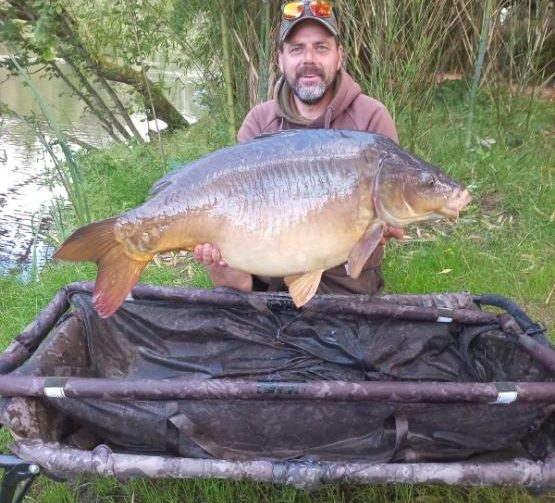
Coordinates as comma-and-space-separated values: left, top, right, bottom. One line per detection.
289, 65, 331, 105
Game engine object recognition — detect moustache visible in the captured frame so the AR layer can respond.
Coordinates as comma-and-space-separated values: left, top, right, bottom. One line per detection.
296, 65, 325, 79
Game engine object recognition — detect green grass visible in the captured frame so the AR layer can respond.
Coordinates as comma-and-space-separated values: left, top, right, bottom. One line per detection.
17, 478, 555, 502
0, 89, 554, 502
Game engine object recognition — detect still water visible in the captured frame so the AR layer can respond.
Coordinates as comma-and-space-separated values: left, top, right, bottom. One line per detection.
0, 56, 202, 278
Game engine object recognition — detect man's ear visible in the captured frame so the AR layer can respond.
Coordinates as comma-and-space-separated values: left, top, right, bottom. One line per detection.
337, 44, 344, 70
278, 50, 284, 73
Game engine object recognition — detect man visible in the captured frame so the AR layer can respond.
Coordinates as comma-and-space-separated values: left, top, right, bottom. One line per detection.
194, 0, 401, 296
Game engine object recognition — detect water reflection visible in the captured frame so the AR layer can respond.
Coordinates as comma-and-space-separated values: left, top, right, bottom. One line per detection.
0, 57, 202, 278
0, 116, 59, 278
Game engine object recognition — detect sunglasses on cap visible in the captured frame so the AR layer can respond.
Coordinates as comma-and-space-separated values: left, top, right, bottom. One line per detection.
282, 1, 334, 21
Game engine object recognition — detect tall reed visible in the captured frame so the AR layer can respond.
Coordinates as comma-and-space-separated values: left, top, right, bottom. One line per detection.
220, 1, 237, 140
9, 56, 91, 227
465, 0, 495, 151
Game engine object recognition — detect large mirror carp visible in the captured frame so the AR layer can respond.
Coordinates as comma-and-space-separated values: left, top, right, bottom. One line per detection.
54, 129, 471, 317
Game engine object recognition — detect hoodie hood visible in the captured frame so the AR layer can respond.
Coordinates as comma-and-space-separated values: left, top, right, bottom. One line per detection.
274, 68, 362, 129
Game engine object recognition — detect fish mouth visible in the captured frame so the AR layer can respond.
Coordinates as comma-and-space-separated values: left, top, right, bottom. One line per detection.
440, 188, 472, 219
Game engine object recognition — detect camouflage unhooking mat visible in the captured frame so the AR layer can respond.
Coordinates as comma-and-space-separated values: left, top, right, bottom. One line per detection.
0, 282, 554, 491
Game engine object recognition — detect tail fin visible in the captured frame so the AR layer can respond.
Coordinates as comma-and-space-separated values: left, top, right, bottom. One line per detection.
54, 217, 151, 318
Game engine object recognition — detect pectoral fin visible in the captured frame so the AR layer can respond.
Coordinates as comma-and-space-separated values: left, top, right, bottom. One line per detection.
285, 269, 324, 308
347, 222, 385, 279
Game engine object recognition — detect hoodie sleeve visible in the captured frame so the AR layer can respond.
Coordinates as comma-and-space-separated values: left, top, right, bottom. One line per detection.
353, 96, 399, 144
237, 107, 262, 144
366, 101, 399, 144
237, 101, 284, 143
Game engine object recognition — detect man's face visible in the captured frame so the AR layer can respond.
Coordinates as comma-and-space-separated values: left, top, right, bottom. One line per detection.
279, 20, 343, 105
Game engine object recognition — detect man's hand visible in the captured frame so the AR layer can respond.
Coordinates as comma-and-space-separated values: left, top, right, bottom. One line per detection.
193, 243, 253, 292
381, 226, 405, 244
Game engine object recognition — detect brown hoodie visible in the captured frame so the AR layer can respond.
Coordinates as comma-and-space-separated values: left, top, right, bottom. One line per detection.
236, 69, 398, 296
237, 68, 398, 143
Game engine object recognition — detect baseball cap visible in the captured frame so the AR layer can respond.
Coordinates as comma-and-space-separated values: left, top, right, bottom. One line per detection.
279, 1, 339, 45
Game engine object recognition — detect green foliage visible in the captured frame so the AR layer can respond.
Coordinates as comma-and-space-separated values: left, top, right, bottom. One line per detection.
67, 0, 176, 64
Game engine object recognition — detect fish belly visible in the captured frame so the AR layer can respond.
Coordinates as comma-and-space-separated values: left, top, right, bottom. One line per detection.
220, 230, 358, 276
214, 200, 369, 277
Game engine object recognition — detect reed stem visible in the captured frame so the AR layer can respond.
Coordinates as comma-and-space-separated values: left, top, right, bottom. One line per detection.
220, 4, 237, 141
465, 0, 494, 151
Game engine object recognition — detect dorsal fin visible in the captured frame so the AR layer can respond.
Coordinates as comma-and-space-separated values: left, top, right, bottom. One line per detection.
251, 130, 303, 142
148, 169, 183, 198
